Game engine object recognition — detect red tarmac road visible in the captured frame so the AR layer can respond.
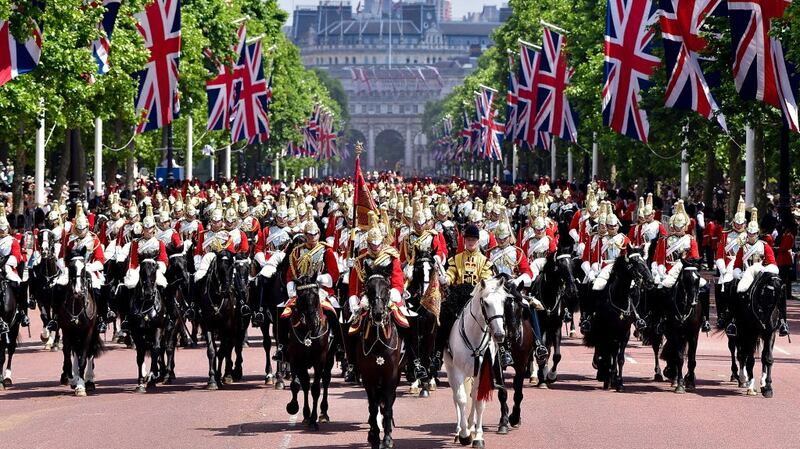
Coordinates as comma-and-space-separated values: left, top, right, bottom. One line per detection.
2, 300, 799, 449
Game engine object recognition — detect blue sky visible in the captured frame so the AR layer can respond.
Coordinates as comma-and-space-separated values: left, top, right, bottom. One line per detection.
276, 1, 506, 24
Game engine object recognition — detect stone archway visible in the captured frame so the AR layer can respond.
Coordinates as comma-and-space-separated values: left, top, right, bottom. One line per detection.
374, 129, 405, 172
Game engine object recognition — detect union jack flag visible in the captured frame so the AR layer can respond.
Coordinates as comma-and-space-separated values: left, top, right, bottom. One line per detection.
534, 28, 578, 144
206, 23, 246, 131
728, 0, 798, 132
472, 94, 483, 158
602, 0, 660, 142
0, 4, 44, 88
246, 72, 274, 145
230, 39, 270, 143
660, 0, 727, 130
302, 104, 321, 157
134, 0, 182, 134
91, 0, 121, 75
506, 51, 519, 143
478, 86, 505, 161
515, 42, 552, 151
456, 109, 471, 161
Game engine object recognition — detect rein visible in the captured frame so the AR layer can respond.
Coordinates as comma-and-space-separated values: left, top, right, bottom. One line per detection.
458, 286, 504, 376
669, 266, 699, 324
134, 259, 161, 321
361, 274, 398, 357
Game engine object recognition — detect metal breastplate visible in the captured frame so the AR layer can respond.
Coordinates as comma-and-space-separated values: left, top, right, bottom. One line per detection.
267, 226, 290, 251
666, 235, 690, 261
294, 245, 326, 277
490, 246, 518, 277
409, 232, 433, 254
138, 237, 161, 257
743, 241, 764, 266
0, 236, 14, 257
527, 237, 549, 259
156, 229, 173, 245
603, 234, 623, 261
643, 221, 661, 242
725, 231, 742, 257
203, 230, 229, 252
479, 230, 490, 251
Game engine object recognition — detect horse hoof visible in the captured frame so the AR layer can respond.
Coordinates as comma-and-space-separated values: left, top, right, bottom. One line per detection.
275, 380, 285, 390
569, 329, 576, 338
60, 373, 70, 386
163, 375, 176, 385
509, 414, 520, 428
135, 385, 147, 394
369, 431, 381, 446
264, 374, 274, 386
654, 373, 664, 382
232, 367, 243, 382
419, 389, 429, 398
762, 387, 774, 398
457, 435, 472, 446
529, 376, 537, 384
497, 424, 509, 435
86, 382, 96, 392
746, 388, 758, 396
428, 379, 437, 391
409, 386, 420, 395
51, 344, 59, 352
75, 387, 87, 397
738, 381, 747, 389
471, 439, 485, 448
381, 436, 394, 449
685, 383, 695, 392
545, 372, 558, 384
206, 382, 218, 391
537, 382, 549, 389
674, 385, 686, 394
44, 343, 52, 351
616, 385, 625, 393
318, 414, 330, 423
222, 375, 233, 385
2, 378, 12, 388
730, 374, 739, 383
286, 401, 299, 415
40, 330, 50, 343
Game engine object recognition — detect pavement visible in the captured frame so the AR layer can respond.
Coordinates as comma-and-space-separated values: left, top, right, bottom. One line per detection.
1, 292, 799, 449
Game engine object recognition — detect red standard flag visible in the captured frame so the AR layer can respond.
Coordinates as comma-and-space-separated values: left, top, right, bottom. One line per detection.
353, 144, 377, 231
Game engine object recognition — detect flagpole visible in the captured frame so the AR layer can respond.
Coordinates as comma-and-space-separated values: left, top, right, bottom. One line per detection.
512, 143, 518, 184
592, 132, 598, 179
94, 117, 103, 197
35, 98, 45, 207
224, 144, 231, 179
567, 148, 573, 183
186, 115, 193, 180
551, 138, 557, 180
745, 126, 754, 208
680, 123, 689, 199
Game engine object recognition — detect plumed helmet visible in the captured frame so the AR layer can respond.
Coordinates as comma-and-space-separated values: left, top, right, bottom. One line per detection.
413, 201, 426, 226
642, 193, 654, 216
238, 198, 249, 215
127, 202, 139, 219
436, 201, 450, 217
186, 201, 198, 218
142, 204, 156, 229
210, 207, 224, 222
586, 188, 599, 214
606, 206, 620, 227
746, 207, 759, 234
464, 224, 480, 239
562, 189, 571, 200
367, 212, 383, 246
494, 222, 512, 240
733, 196, 747, 225
173, 194, 185, 212
47, 207, 60, 224
597, 202, 609, 226
224, 208, 238, 223
253, 204, 267, 219
468, 209, 483, 223
286, 208, 298, 221
158, 200, 171, 223
669, 200, 689, 230
303, 220, 320, 235
637, 197, 645, 219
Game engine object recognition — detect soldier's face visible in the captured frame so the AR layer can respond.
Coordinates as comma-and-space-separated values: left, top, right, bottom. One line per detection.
210, 220, 222, 232
672, 226, 685, 236
747, 232, 758, 244
733, 222, 745, 232
465, 237, 479, 251
607, 224, 618, 236
305, 232, 319, 248
142, 227, 154, 239
497, 236, 510, 248
534, 228, 545, 239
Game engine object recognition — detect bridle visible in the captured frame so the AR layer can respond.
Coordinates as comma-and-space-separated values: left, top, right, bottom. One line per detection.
361, 274, 398, 356
458, 281, 505, 376
134, 259, 161, 322
65, 256, 93, 324
669, 265, 700, 324
290, 282, 330, 347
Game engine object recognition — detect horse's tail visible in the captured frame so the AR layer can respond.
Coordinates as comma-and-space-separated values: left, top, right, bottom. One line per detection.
476, 352, 494, 402
89, 330, 105, 358
659, 338, 687, 362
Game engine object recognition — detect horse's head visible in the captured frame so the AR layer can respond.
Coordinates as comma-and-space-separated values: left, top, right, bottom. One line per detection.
67, 255, 88, 297
232, 253, 251, 302
294, 275, 322, 332
676, 258, 702, 311
503, 281, 525, 343
553, 246, 579, 298
626, 247, 654, 289
138, 258, 160, 302
365, 265, 392, 325
474, 276, 507, 343
213, 250, 235, 294
38, 230, 57, 259
751, 272, 783, 328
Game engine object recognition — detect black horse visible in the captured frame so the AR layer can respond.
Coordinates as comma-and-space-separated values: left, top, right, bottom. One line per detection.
355, 266, 404, 449
31, 229, 62, 350
731, 272, 784, 397
58, 253, 104, 396
196, 250, 237, 389
497, 284, 534, 433
658, 260, 703, 393
0, 256, 20, 390
230, 253, 252, 383
404, 250, 439, 397
285, 275, 336, 431
532, 248, 579, 386
583, 248, 653, 391
129, 258, 168, 393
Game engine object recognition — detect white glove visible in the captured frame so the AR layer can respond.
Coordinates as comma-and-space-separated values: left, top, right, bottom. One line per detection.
124, 268, 140, 289
193, 255, 202, 267
715, 259, 726, 275
403, 265, 413, 279
733, 268, 742, 279
587, 271, 597, 281
438, 274, 448, 285
86, 260, 103, 273
254, 252, 267, 267
359, 297, 369, 311
286, 281, 296, 298
317, 273, 333, 288
347, 258, 354, 268
157, 261, 167, 275
581, 261, 591, 277
348, 295, 360, 312
390, 288, 402, 304
270, 250, 286, 265
259, 264, 277, 279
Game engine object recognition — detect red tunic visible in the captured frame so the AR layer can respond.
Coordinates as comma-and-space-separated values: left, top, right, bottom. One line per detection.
775, 232, 795, 267
129, 239, 168, 269
347, 249, 405, 298
654, 235, 700, 271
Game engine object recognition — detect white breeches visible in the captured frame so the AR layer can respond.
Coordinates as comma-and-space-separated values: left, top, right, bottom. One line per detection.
193, 253, 216, 281
530, 257, 547, 281
659, 261, 708, 289
124, 262, 167, 289
592, 263, 614, 291
736, 263, 779, 293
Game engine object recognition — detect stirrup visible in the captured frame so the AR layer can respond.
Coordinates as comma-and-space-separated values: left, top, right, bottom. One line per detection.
562, 310, 572, 323
579, 318, 592, 333
46, 320, 58, 332
107, 310, 117, 320
779, 320, 789, 337
726, 322, 737, 337
240, 304, 251, 316
252, 311, 265, 327
98, 321, 107, 333
701, 320, 711, 333
634, 319, 647, 331
500, 350, 514, 368
0, 319, 8, 335
18, 312, 30, 327
272, 345, 285, 361
534, 344, 549, 365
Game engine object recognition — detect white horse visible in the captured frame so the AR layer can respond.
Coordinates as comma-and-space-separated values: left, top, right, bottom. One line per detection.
444, 277, 508, 448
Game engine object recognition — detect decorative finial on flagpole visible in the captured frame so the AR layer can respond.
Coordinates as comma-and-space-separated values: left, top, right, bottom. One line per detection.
355, 141, 364, 157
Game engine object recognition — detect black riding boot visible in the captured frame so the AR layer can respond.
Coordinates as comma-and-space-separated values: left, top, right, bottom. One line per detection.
251, 279, 265, 327
499, 343, 514, 368
523, 303, 549, 365
273, 317, 290, 361
779, 290, 789, 337
94, 289, 108, 333
700, 285, 711, 333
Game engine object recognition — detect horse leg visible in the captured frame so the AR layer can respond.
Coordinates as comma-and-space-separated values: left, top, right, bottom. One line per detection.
615, 340, 626, 392
221, 335, 234, 385
728, 336, 740, 383
205, 330, 219, 390
163, 324, 177, 384
319, 348, 335, 423
761, 333, 775, 398
60, 341, 71, 386
261, 322, 274, 385
0, 344, 6, 389
382, 387, 397, 449
286, 370, 301, 416
673, 338, 686, 394
448, 368, 471, 445
497, 384, 509, 434
366, 389, 380, 448
85, 356, 96, 391
3, 330, 16, 388
745, 351, 757, 396
299, 371, 312, 424
308, 364, 322, 430
149, 329, 163, 388
736, 342, 749, 389
508, 368, 524, 427
472, 394, 487, 448
652, 337, 663, 382
685, 333, 698, 392
547, 327, 561, 383
135, 346, 147, 393
232, 327, 244, 382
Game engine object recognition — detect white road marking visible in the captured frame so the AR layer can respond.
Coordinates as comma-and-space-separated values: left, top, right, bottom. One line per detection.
278, 414, 297, 449
774, 346, 791, 356
625, 356, 638, 364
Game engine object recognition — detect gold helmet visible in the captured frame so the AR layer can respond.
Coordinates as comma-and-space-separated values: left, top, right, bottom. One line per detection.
533, 207, 547, 230
597, 201, 609, 226
158, 199, 171, 223
48, 200, 62, 224
210, 206, 224, 223
669, 200, 689, 230
73, 201, 89, 231
110, 194, 123, 215
186, 199, 198, 218
224, 207, 238, 224
733, 196, 747, 225
276, 193, 288, 219
127, 201, 139, 219
606, 202, 620, 227
366, 211, 383, 246
642, 193, 654, 217
303, 219, 320, 235
173, 193, 184, 212
636, 197, 645, 220
436, 196, 450, 217
746, 207, 759, 234
142, 204, 156, 229
494, 222, 513, 240
586, 187, 599, 214
238, 197, 249, 215
413, 200, 426, 226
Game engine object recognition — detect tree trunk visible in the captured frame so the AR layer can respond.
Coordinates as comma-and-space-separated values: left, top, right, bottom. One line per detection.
56, 129, 71, 193
126, 145, 136, 191
727, 138, 743, 215
753, 124, 767, 215
703, 144, 716, 207
75, 129, 87, 197
12, 122, 26, 215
